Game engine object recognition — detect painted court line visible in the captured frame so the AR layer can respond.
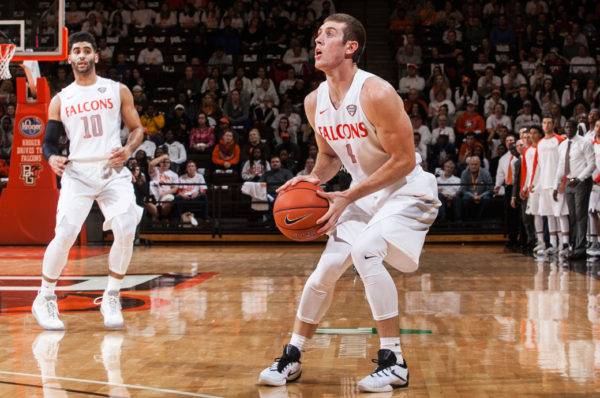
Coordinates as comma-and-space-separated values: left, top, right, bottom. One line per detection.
0, 370, 222, 398
316, 327, 432, 335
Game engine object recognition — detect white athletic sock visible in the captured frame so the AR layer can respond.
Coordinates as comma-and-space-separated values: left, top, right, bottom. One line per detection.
106, 276, 123, 293
548, 217, 558, 247
289, 333, 308, 351
380, 337, 403, 362
550, 233, 558, 248
40, 279, 56, 297
534, 216, 544, 243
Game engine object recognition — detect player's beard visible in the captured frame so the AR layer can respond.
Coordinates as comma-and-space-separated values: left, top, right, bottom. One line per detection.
73, 58, 95, 77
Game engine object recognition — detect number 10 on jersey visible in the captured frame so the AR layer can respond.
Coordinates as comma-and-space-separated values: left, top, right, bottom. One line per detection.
82, 114, 103, 138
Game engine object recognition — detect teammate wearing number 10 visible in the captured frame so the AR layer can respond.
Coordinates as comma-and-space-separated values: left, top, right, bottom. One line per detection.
259, 14, 440, 392
32, 32, 144, 330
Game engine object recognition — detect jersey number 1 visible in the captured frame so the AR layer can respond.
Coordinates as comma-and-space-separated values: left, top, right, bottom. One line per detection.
345, 144, 357, 164
82, 114, 103, 138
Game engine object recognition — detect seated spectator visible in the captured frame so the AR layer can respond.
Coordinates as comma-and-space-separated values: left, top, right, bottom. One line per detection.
133, 133, 157, 159
502, 63, 527, 96
207, 48, 233, 76
273, 116, 297, 146
202, 67, 230, 99
243, 128, 271, 162
454, 76, 479, 112
458, 132, 485, 166
272, 100, 302, 135
189, 113, 215, 154
430, 131, 458, 170
411, 114, 432, 146
223, 90, 251, 131
148, 154, 179, 225
241, 147, 270, 182
140, 105, 165, 143
251, 78, 279, 108
155, 3, 176, 29
176, 161, 208, 225
432, 115, 456, 144
229, 66, 253, 94
200, 93, 223, 123
414, 132, 427, 165
178, 3, 200, 29
403, 89, 429, 119
549, 102, 566, 130
429, 91, 456, 118
260, 156, 294, 198
97, 38, 113, 64
398, 64, 425, 94
486, 104, 512, 140
437, 160, 462, 221
570, 45, 597, 78
132, 85, 147, 103
131, 0, 155, 29
429, 73, 452, 102
242, 16, 265, 54
514, 101, 540, 132
212, 130, 241, 172
81, 13, 103, 37
279, 68, 297, 96
276, 147, 300, 173
297, 157, 316, 176
431, 105, 454, 130
477, 66, 501, 98
483, 87, 508, 117
509, 84, 539, 117
167, 104, 192, 141
163, 130, 187, 172
489, 125, 511, 160
0, 115, 13, 159
252, 67, 276, 94
283, 39, 309, 75
177, 66, 203, 102
395, 42, 422, 77
107, 10, 128, 39
137, 38, 164, 66
253, 96, 278, 138
534, 78, 560, 110
582, 78, 599, 108
287, 79, 307, 111
459, 156, 493, 220
561, 78, 583, 109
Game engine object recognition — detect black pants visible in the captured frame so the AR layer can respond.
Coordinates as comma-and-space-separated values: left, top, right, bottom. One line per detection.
566, 178, 592, 254
519, 197, 535, 249
504, 185, 520, 245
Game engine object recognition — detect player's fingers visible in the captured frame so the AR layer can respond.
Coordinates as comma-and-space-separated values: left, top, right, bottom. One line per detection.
276, 181, 291, 192
316, 191, 334, 200
316, 208, 333, 225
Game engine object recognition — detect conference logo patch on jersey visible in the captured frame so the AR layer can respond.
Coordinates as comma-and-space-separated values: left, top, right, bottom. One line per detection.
19, 116, 44, 138
98, 86, 107, 93
346, 104, 357, 116
20, 163, 43, 186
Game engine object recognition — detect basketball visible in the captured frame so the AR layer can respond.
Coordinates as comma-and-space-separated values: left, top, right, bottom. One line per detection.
273, 182, 330, 242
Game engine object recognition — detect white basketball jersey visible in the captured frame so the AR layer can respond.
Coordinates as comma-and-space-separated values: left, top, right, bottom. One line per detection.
58, 76, 122, 162
315, 69, 421, 197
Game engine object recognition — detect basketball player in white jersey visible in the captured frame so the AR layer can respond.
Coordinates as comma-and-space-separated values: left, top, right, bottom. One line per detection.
258, 14, 439, 392
536, 117, 570, 258
32, 32, 144, 330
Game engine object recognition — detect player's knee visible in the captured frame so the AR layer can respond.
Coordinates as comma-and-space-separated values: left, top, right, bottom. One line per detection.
310, 254, 349, 289
112, 213, 137, 245
53, 221, 80, 249
350, 238, 386, 274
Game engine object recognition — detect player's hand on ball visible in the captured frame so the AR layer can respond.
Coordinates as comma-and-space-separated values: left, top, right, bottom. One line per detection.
277, 175, 321, 193
315, 190, 351, 234
48, 155, 69, 176
108, 147, 131, 168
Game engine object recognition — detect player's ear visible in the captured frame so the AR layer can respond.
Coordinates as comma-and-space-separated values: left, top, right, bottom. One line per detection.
94, 52, 99, 64
345, 40, 358, 58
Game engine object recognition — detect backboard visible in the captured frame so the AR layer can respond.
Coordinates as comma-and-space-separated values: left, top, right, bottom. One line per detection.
0, 0, 66, 61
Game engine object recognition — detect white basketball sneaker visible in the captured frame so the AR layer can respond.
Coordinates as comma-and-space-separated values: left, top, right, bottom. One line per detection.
95, 290, 124, 329
533, 241, 546, 256
32, 293, 65, 331
357, 349, 409, 393
258, 344, 302, 386
587, 242, 600, 257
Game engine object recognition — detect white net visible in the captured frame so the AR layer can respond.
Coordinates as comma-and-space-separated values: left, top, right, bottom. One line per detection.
0, 44, 16, 80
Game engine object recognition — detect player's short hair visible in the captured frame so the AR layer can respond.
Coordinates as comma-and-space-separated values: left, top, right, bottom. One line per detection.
68, 32, 97, 52
324, 13, 366, 64
529, 125, 543, 135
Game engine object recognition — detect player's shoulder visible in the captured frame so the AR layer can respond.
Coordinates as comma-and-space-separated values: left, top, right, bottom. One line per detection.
361, 74, 399, 106
304, 88, 319, 111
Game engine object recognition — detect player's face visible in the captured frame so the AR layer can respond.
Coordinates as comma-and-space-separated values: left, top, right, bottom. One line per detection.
314, 21, 357, 71
69, 42, 98, 75
542, 118, 554, 134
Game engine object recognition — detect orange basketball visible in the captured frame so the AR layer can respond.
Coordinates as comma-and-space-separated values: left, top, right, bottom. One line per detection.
273, 182, 330, 242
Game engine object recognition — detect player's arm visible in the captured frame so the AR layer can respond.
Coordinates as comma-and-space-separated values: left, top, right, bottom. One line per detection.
108, 84, 145, 167
43, 95, 69, 176
316, 78, 416, 233
277, 90, 341, 192
343, 77, 416, 202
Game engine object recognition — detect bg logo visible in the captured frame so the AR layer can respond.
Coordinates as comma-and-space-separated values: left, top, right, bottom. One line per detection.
20, 163, 43, 186
19, 116, 44, 137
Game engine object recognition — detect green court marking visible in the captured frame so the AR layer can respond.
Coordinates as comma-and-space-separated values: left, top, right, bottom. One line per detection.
315, 327, 432, 335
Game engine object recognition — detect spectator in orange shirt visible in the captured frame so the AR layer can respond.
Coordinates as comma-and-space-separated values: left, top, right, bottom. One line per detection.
458, 132, 485, 167
211, 130, 240, 172
455, 100, 485, 144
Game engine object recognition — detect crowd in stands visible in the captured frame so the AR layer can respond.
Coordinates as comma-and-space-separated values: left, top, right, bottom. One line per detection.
391, 0, 600, 257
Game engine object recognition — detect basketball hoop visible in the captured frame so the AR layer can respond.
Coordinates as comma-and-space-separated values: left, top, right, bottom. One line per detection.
0, 43, 16, 80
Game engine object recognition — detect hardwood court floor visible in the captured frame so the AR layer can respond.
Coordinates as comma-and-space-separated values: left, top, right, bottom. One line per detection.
0, 243, 599, 397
